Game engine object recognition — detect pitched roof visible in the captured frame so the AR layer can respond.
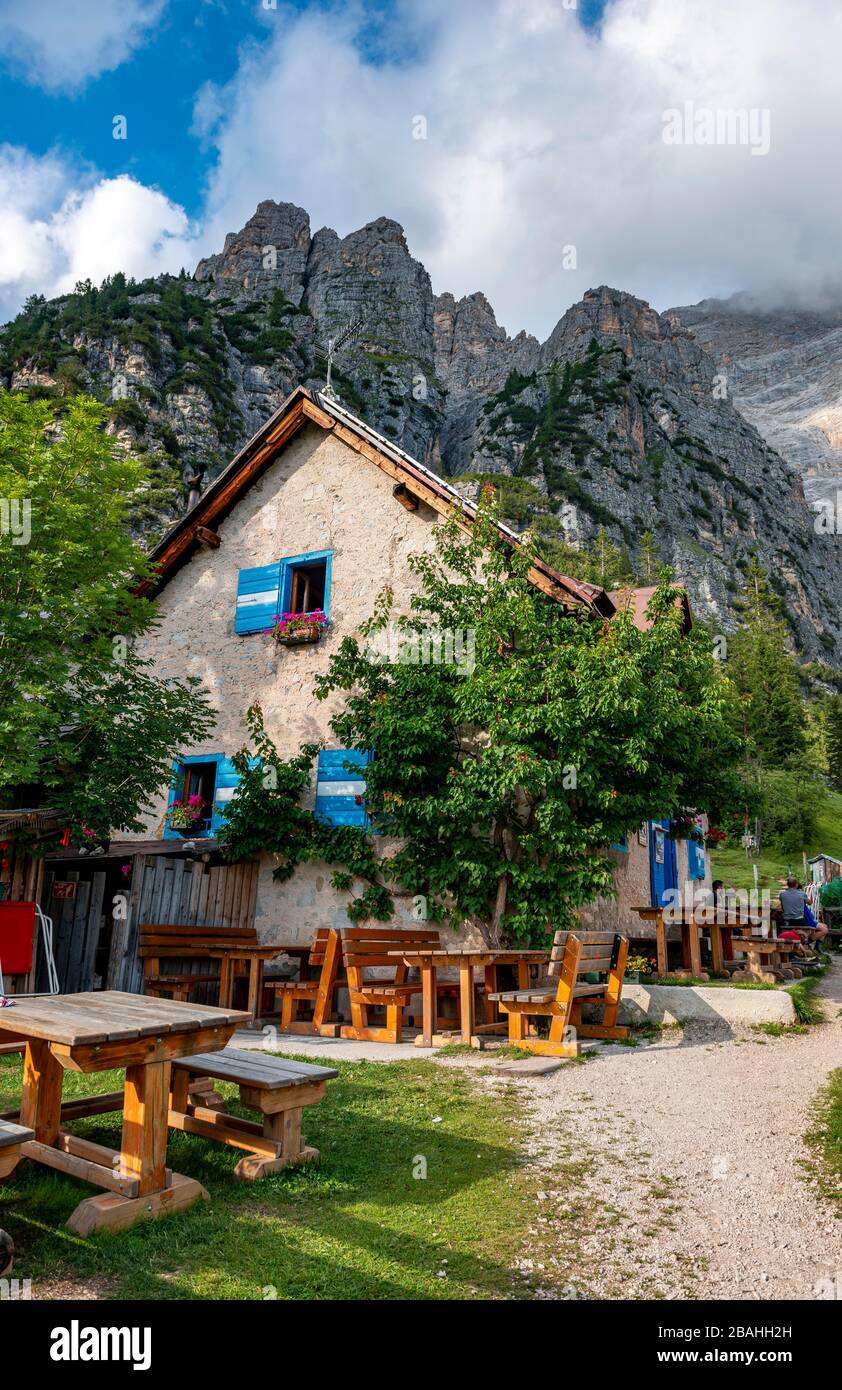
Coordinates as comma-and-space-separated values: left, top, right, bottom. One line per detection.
141, 385, 614, 616
607, 585, 693, 634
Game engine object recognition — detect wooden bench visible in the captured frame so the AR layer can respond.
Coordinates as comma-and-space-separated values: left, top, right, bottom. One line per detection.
0, 1118, 31, 1276
266, 928, 344, 1035
489, 931, 629, 1057
139, 925, 257, 1001
0, 1117, 33, 1180
168, 1048, 338, 1181
725, 935, 800, 983
338, 927, 455, 1043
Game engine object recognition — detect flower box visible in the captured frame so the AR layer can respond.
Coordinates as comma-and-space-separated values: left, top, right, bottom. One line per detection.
270, 610, 328, 646
274, 621, 323, 647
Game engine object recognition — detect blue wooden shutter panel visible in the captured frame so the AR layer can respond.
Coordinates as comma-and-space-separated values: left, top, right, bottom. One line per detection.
212, 755, 242, 834
315, 750, 371, 827
235, 562, 282, 634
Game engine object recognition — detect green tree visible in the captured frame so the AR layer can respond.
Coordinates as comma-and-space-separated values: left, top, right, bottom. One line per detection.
728, 557, 807, 765
822, 694, 842, 793
638, 530, 659, 584
313, 498, 745, 945
0, 390, 214, 836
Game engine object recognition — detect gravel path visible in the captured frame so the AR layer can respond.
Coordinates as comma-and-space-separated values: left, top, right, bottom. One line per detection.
496, 959, 842, 1300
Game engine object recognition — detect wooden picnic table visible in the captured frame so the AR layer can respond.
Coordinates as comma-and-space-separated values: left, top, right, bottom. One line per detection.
630, 906, 704, 977
386, 948, 551, 1048
0, 990, 248, 1236
631, 908, 799, 980
210, 943, 295, 1025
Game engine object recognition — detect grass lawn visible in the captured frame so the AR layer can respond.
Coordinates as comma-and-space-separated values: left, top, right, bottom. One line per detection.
0, 1052, 545, 1301
711, 788, 842, 894
805, 1068, 842, 1215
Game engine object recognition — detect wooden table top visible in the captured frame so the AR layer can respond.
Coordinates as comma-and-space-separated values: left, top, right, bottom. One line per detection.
0, 991, 250, 1047
386, 948, 551, 965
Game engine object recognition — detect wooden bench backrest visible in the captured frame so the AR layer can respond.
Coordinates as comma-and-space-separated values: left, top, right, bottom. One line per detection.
139, 924, 258, 957
308, 927, 333, 967
339, 927, 441, 972
547, 931, 623, 978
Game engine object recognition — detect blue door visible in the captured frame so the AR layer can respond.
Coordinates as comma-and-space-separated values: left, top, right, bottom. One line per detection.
649, 819, 678, 906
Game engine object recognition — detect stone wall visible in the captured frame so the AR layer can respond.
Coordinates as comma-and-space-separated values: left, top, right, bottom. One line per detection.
134, 421, 710, 944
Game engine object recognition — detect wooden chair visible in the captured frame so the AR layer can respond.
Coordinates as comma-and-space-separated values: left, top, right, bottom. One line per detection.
267, 928, 344, 1035
338, 927, 447, 1043
489, 931, 629, 1057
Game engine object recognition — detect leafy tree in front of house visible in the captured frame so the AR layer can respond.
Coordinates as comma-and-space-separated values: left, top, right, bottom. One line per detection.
0, 389, 215, 837
313, 497, 745, 945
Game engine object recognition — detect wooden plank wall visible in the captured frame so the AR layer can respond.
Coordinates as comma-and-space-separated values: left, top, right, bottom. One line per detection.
107, 857, 259, 994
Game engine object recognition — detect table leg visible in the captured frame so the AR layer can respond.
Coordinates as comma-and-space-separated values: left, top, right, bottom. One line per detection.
722, 927, 735, 962
246, 958, 264, 1025
710, 923, 724, 974
655, 914, 668, 976
459, 964, 475, 1045
687, 923, 702, 978
218, 955, 234, 1008
484, 965, 498, 1026
421, 963, 437, 1047
20, 1039, 63, 1147
121, 1061, 171, 1195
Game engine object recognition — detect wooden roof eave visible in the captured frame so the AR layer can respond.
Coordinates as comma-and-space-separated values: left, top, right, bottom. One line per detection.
140, 386, 612, 618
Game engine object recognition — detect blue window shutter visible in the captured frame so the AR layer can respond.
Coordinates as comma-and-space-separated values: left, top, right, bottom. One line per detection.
212, 755, 241, 834
235, 561, 282, 634
688, 836, 706, 880
163, 759, 185, 841
315, 749, 371, 827
611, 834, 629, 852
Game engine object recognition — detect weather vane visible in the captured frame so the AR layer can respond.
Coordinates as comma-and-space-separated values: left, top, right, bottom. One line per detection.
322, 316, 366, 398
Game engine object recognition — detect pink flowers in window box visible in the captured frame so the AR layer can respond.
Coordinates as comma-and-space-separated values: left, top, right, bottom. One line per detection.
270, 609, 328, 646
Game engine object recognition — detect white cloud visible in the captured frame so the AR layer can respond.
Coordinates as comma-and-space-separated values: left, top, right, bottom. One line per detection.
0, 146, 194, 321
4, 0, 842, 334
0, 0, 165, 91
192, 0, 842, 334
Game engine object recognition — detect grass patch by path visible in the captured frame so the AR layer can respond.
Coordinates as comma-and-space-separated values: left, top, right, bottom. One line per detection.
0, 1052, 549, 1302
711, 788, 842, 894
750, 1022, 809, 1038
804, 1068, 842, 1215
788, 976, 825, 1025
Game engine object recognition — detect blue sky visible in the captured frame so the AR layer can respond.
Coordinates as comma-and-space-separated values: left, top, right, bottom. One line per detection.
0, 1, 836, 334
0, 1, 607, 222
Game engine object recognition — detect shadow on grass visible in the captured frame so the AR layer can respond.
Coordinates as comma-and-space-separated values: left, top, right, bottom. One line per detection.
0, 1058, 538, 1301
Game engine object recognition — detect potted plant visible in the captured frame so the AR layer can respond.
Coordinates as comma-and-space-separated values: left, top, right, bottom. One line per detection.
705, 826, 728, 851
625, 953, 652, 983
270, 609, 328, 647
167, 793, 213, 838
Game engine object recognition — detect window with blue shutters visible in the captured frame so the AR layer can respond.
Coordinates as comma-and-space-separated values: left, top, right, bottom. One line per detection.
314, 749, 371, 828
164, 753, 242, 840
235, 551, 333, 635
611, 833, 629, 852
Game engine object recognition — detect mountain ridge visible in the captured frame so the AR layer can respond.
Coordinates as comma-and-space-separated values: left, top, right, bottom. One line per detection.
2, 199, 841, 659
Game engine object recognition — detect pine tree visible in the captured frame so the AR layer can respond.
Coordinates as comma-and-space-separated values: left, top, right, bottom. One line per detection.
824, 694, 842, 791
638, 530, 659, 584
728, 557, 806, 766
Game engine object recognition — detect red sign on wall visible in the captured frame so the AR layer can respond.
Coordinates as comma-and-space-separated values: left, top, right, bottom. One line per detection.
52, 881, 77, 900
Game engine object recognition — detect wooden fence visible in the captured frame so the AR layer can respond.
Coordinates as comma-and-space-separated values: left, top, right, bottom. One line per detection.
107, 855, 260, 993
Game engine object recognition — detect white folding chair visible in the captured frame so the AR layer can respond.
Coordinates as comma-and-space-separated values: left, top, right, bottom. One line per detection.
0, 901, 59, 997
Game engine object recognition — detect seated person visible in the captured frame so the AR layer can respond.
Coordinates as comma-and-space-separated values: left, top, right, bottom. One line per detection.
779, 877, 828, 944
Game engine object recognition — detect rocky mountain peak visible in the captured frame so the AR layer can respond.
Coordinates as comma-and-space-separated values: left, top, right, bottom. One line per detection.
3, 199, 842, 660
